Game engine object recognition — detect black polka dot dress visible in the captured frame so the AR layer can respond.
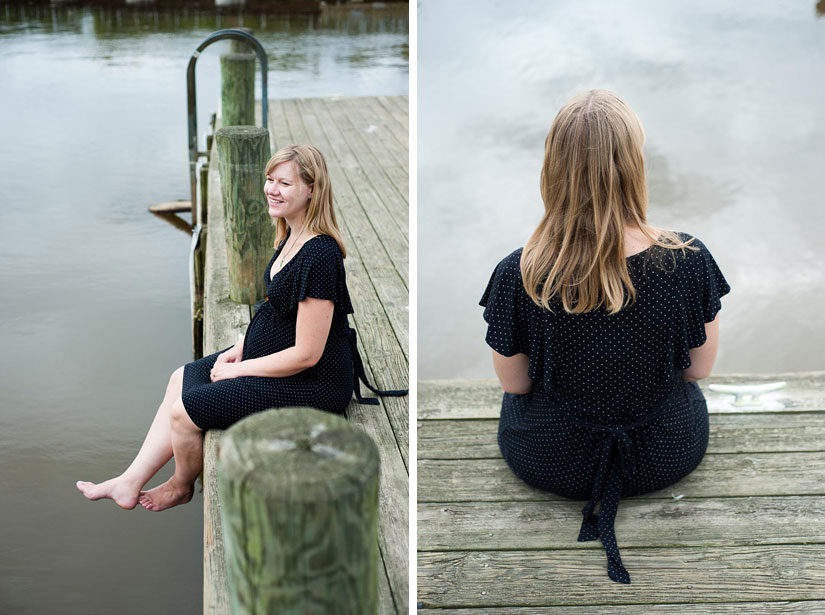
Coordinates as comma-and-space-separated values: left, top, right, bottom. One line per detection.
181, 234, 405, 431
479, 233, 731, 584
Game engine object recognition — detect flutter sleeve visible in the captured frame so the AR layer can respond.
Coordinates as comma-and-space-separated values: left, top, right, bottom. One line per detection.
679, 236, 732, 351
479, 249, 531, 357
273, 237, 355, 314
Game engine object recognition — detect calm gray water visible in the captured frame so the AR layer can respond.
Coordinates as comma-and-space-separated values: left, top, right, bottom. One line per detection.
419, 0, 825, 380
0, 4, 407, 613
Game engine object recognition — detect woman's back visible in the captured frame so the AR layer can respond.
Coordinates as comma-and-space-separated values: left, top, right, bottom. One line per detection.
482, 232, 729, 425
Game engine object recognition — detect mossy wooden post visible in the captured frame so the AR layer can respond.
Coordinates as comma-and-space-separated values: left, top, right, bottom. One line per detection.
215, 126, 271, 304
230, 27, 253, 53
221, 28, 255, 127
217, 407, 380, 615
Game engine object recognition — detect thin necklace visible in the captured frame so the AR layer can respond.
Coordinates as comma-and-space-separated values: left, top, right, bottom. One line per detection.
278, 223, 307, 269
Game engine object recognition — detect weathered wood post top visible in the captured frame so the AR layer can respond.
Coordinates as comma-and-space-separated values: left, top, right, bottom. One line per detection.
217, 407, 380, 615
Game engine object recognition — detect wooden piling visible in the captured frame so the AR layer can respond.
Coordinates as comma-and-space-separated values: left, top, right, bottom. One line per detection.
221, 29, 255, 128
214, 126, 271, 304
217, 407, 380, 615
229, 27, 253, 53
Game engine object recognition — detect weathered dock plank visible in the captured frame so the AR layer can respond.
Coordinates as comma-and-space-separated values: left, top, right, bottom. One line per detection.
419, 496, 825, 551
419, 412, 825, 458
418, 603, 825, 615
419, 453, 825, 502
311, 98, 409, 281
269, 97, 409, 613
289, 97, 410, 461
419, 545, 825, 608
418, 374, 825, 611
203, 95, 408, 615
418, 374, 825, 419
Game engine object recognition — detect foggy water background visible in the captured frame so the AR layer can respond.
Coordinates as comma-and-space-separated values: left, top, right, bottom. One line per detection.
0, 5, 407, 613
418, 0, 825, 380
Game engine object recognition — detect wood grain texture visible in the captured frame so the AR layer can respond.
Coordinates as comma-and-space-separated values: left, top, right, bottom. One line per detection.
419, 496, 825, 551
203, 141, 250, 353
332, 96, 408, 227
220, 53, 255, 128
417, 374, 825, 612
215, 126, 272, 304
217, 408, 379, 615
268, 95, 410, 613
204, 123, 246, 615
418, 413, 825, 459
418, 546, 825, 608
417, 601, 825, 615
418, 375, 825, 419
418, 453, 825, 502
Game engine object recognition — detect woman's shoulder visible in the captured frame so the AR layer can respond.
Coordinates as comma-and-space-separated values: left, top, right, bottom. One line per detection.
645, 230, 716, 270
480, 247, 530, 309
493, 247, 525, 274
650, 231, 730, 300
665, 230, 711, 253
302, 234, 343, 260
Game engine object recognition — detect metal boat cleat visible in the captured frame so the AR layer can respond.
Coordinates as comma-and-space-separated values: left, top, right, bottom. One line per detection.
706, 381, 787, 409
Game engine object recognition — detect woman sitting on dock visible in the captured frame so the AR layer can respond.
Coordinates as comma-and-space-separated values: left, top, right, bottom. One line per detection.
479, 90, 730, 584
77, 144, 405, 512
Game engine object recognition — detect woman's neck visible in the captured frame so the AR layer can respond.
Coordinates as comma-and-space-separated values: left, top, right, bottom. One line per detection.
285, 213, 306, 232
623, 225, 655, 257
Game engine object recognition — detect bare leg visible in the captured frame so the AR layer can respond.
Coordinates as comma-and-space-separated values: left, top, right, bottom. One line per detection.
76, 366, 184, 509
138, 395, 203, 512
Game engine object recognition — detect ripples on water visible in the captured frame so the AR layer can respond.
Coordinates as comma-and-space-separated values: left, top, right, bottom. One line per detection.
0, 4, 407, 613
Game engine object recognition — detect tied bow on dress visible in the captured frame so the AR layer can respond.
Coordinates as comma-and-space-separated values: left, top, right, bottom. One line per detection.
562, 403, 669, 584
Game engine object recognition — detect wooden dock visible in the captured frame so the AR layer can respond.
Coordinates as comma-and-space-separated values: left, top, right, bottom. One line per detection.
201, 94, 408, 614
418, 373, 825, 613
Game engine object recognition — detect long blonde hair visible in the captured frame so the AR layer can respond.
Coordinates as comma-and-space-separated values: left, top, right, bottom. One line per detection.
265, 144, 347, 258
521, 90, 694, 314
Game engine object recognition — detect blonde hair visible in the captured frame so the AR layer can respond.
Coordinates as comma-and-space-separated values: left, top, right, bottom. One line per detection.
521, 90, 694, 314
265, 144, 347, 258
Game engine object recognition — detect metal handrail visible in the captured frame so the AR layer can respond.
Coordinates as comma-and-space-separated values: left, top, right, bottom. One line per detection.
186, 29, 269, 226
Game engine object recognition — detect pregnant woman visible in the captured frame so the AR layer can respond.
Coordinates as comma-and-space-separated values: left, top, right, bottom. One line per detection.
480, 90, 730, 583
77, 144, 406, 512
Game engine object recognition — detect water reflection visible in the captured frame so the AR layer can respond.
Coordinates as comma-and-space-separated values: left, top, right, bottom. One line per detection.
1, 3, 408, 37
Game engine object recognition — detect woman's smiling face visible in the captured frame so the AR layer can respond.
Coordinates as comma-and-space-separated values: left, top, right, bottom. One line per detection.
264, 161, 312, 222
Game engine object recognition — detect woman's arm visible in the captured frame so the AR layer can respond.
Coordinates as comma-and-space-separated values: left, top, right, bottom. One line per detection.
683, 313, 720, 381
211, 298, 334, 381
491, 350, 532, 394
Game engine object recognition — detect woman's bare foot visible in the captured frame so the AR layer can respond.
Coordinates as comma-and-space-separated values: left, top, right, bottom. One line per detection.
75, 476, 143, 510
138, 478, 193, 512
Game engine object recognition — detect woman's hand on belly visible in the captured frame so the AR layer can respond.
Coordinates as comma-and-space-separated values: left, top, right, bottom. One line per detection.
210, 361, 243, 383
215, 343, 243, 367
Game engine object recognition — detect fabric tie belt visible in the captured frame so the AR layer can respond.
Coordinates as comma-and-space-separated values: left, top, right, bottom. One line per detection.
347, 327, 408, 405
559, 401, 670, 584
